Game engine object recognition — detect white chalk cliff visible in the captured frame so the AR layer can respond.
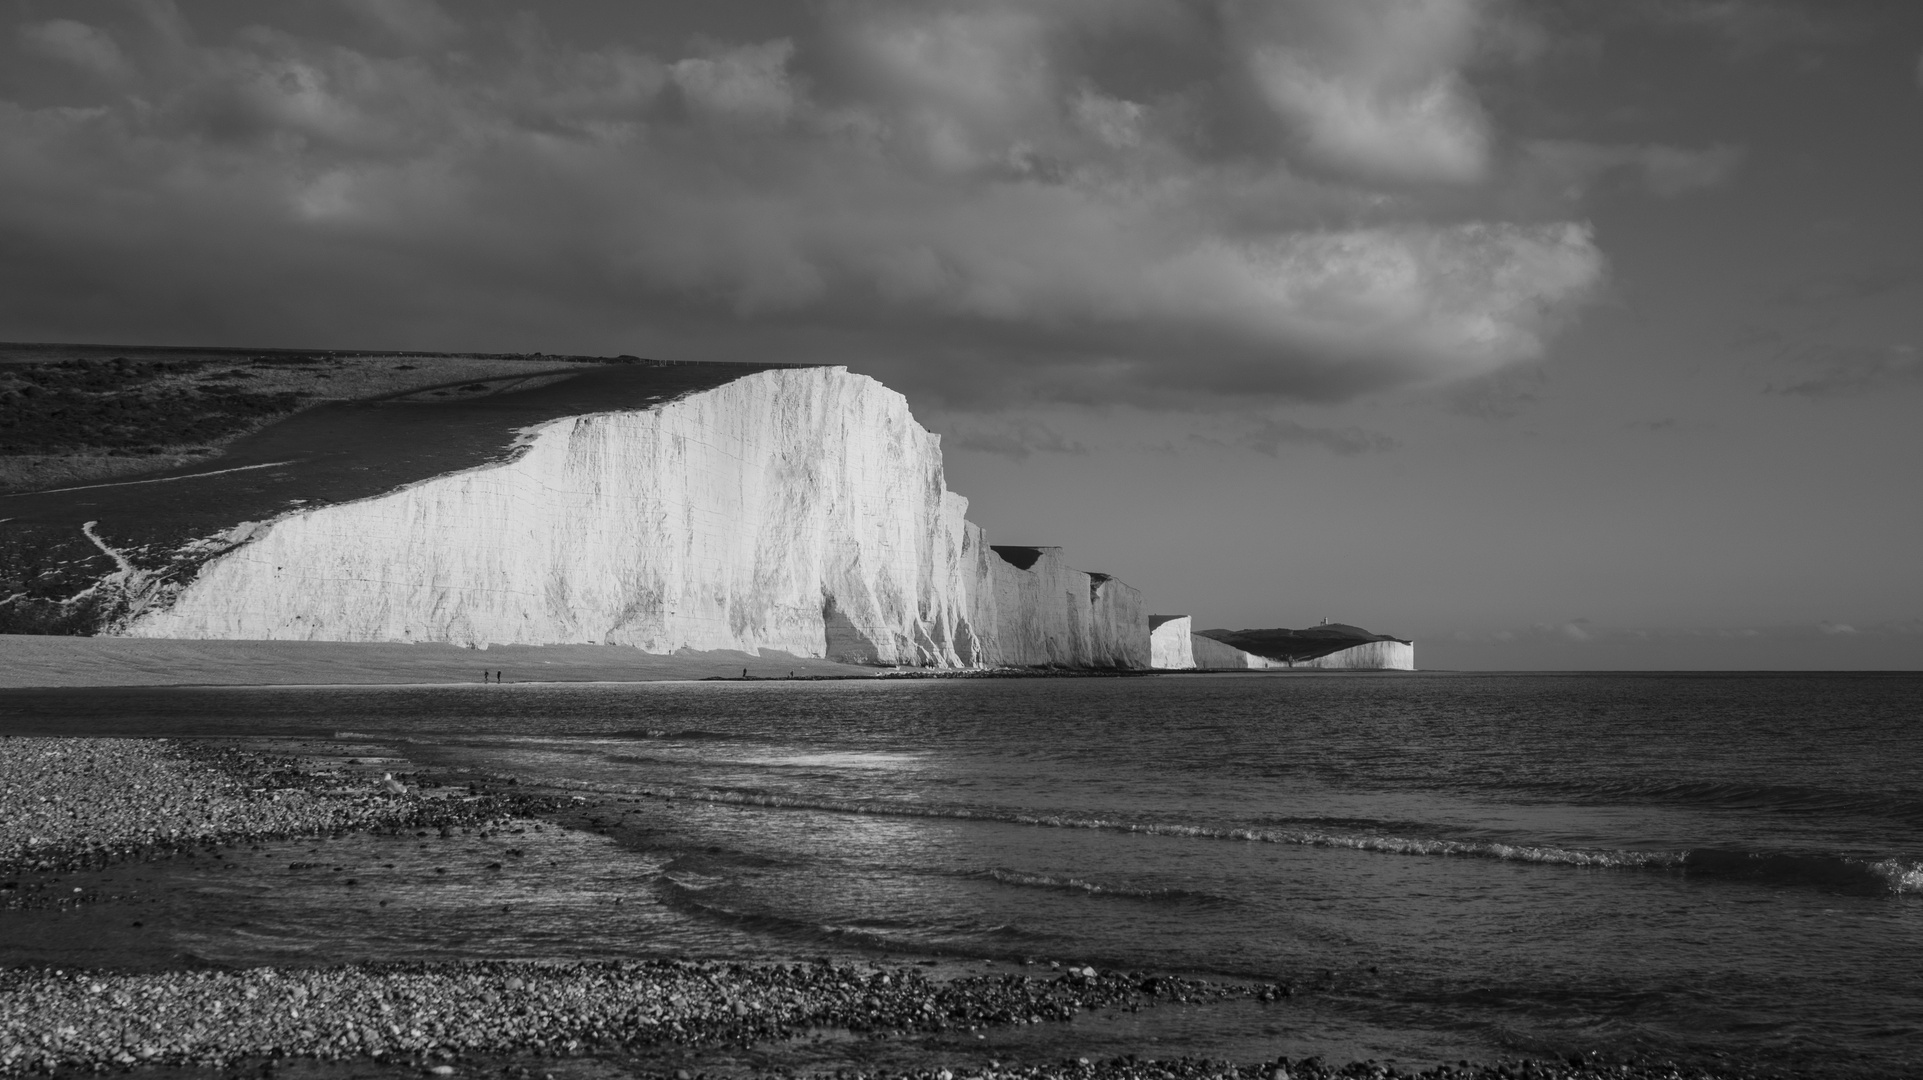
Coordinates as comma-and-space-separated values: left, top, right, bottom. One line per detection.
1150, 615, 1196, 670
1293, 640, 1414, 670
125, 367, 1147, 669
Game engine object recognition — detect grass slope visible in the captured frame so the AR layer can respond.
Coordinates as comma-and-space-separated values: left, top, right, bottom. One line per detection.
1198, 625, 1410, 664
0, 344, 591, 494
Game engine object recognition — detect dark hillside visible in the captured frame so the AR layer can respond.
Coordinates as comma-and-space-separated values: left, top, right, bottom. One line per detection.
0, 357, 306, 453
1199, 624, 1410, 664
0, 344, 603, 493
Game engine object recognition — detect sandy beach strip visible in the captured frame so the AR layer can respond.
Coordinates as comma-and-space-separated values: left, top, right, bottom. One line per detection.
0, 636, 883, 689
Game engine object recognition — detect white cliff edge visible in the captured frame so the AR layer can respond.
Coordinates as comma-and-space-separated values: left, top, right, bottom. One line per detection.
1170, 628, 1414, 671
123, 367, 1146, 669
1293, 640, 1414, 670
1149, 615, 1196, 670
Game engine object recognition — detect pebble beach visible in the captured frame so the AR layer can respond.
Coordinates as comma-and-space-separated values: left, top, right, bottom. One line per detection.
0, 739, 1775, 1080
0, 959, 1746, 1080
0, 737, 554, 885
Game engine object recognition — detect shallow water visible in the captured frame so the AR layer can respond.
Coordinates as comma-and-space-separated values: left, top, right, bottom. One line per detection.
2, 672, 1920, 1075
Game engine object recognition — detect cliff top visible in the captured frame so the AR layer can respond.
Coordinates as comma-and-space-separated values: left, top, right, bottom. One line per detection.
1199, 625, 1412, 664
0, 343, 820, 494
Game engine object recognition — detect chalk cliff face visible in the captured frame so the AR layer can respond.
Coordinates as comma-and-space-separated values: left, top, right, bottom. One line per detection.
977, 548, 1147, 669
124, 367, 1145, 669
1150, 615, 1196, 670
1295, 640, 1415, 670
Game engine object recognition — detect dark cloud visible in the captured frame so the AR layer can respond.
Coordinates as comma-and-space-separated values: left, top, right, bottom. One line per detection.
1770, 264, 1923, 308
1765, 344, 1923, 398
339, 0, 462, 48
939, 417, 1087, 461
1442, 367, 1546, 422
1451, 618, 1923, 645
1516, 140, 1744, 202
0, 1, 1615, 410
1637, 0, 1855, 58
1191, 415, 1397, 457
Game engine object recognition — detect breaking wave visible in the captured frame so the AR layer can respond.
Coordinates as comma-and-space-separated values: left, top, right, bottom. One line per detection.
512, 775, 1923, 895
1680, 849, 1923, 895
607, 729, 747, 742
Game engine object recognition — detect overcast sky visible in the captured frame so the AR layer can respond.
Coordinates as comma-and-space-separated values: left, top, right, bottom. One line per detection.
3, 0, 1919, 669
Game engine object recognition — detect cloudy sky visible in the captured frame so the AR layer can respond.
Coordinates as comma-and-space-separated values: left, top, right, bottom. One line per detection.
4, 0, 1919, 668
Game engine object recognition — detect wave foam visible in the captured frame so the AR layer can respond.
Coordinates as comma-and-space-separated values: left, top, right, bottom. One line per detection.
534, 775, 1679, 871
1870, 859, 1923, 894
522, 774, 1922, 895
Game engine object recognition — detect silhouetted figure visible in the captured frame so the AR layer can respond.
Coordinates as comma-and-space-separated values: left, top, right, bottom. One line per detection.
496, 670, 502, 683
742, 667, 748, 679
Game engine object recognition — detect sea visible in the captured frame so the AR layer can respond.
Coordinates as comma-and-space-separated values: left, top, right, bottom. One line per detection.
2, 672, 1920, 1077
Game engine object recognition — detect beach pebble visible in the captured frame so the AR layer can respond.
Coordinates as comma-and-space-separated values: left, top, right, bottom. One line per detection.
0, 738, 564, 908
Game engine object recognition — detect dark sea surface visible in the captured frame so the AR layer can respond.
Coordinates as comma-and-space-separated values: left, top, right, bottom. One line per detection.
3, 672, 1920, 1076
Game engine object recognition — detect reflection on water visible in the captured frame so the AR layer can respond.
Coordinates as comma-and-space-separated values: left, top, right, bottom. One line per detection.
3, 673, 1921, 1076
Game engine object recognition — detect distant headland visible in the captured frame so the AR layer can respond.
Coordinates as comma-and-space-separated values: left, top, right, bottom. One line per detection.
1, 344, 1411, 680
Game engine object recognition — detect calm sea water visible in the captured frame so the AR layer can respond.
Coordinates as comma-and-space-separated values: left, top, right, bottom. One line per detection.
3, 673, 1920, 1076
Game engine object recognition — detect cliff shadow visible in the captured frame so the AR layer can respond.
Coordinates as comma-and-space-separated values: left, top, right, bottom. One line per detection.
821, 595, 884, 666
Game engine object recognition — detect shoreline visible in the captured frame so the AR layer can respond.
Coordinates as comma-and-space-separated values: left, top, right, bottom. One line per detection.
0, 958, 1729, 1080
0, 636, 887, 689
0, 635, 1416, 690
0, 738, 1767, 1080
